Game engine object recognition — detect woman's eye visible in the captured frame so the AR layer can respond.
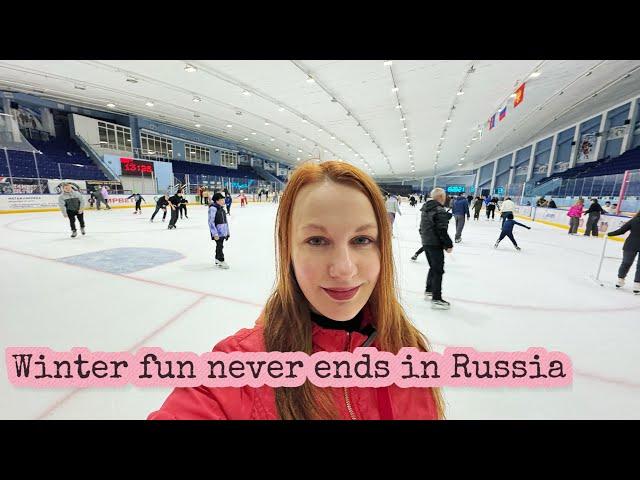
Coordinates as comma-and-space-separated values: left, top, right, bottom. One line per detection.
353, 236, 374, 245
307, 237, 328, 246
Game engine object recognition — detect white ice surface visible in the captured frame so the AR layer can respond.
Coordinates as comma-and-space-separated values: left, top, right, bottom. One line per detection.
0, 202, 638, 419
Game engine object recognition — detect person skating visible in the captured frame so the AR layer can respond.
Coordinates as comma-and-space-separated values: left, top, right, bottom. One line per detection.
178, 195, 189, 219
500, 197, 515, 227
566, 198, 584, 235
494, 213, 531, 250
127, 192, 146, 214
167, 192, 182, 229
472, 196, 483, 220
224, 192, 232, 215
385, 193, 402, 236
452, 193, 470, 243
583, 198, 605, 237
238, 190, 247, 207
208, 192, 230, 269
58, 182, 86, 238
486, 197, 498, 220
419, 187, 454, 309
93, 185, 109, 210
150, 194, 170, 222
100, 185, 112, 210
607, 210, 640, 294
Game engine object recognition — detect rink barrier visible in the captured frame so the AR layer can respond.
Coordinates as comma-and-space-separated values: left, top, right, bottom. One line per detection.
0, 194, 266, 214
514, 205, 627, 243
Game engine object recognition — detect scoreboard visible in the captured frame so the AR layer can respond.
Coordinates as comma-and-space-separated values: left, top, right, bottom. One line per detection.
120, 157, 154, 175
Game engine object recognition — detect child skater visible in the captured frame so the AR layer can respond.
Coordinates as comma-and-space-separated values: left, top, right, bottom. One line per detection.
224, 192, 232, 216
494, 213, 531, 250
209, 192, 230, 269
238, 190, 248, 207
179, 195, 189, 219
127, 192, 146, 214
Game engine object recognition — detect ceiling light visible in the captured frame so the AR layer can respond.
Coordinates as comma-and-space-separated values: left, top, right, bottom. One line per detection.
446, 119, 452, 123
184, 64, 197, 73
529, 71, 541, 78
298, 149, 302, 152
242, 90, 251, 96
400, 117, 405, 122
106, 103, 116, 108
192, 96, 201, 103
318, 128, 323, 132
457, 90, 464, 96
306, 76, 315, 83
194, 124, 201, 128
509, 93, 516, 99
403, 127, 408, 131
270, 138, 275, 141
297, 157, 301, 161
466, 145, 470, 148
440, 136, 445, 140
145, 101, 155, 107
275, 148, 280, 151
302, 118, 308, 123
264, 121, 270, 126
278, 107, 285, 112
392, 86, 399, 93
244, 137, 249, 141
331, 136, 336, 139
383, 60, 393, 66
251, 132, 256, 135
74, 84, 86, 90
472, 137, 477, 141
437, 150, 441, 153
227, 124, 233, 128
302, 137, 307, 141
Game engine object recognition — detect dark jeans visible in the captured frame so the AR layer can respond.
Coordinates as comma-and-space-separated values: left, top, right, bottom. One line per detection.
179, 204, 188, 218
497, 231, 518, 247
619, 249, 640, 283
584, 213, 600, 236
500, 211, 512, 227
486, 206, 495, 219
454, 214, 466, 240
169, 207, 179, 227
96, 198, 110, 210
414, 246, 425, 258
67, 211, 85, 231
151, 205, 167, 220
215, 238, 225, 261
568, 217, 579, 234
226, 204, 231, 215
424, 246, 445, 300
473, 209, 481, 220
135, 201, 142, 212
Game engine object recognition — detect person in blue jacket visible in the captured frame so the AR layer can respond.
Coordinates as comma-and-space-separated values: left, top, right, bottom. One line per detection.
224, 192, 232, 216
494, 213, 531, 250
452, 193, 470, 243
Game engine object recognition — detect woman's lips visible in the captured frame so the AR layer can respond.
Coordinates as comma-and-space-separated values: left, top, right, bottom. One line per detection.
321, 286, 361, 301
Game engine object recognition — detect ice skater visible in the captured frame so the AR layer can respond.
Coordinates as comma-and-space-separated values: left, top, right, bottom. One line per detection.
150, 194, 170, 222
238, 190, 247, 207
494, 213, 531, 250
224, 192, 232, 215
607, 210, 640, 294
385, 193, 402, 236
452, 193, 470, 243
127, 192, 146, 214
93, 186, 110, 210
583, 198, 604, 237
58, 182, 86, 238
472, 196, 483, 220
209, 192, 230, 269
179, 195, 189, 219
566, 198, 584, 235
486, 197, 498, 220
167, 191, 182, 229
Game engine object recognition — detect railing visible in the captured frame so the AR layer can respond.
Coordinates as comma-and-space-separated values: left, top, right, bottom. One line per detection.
173, 173, 279, 195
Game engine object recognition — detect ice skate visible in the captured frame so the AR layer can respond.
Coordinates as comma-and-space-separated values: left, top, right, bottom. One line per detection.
70, 230, 77, 238
431, 299, 450, 310
411, 254, 418, 261
616, 278, 625, 288
633, 282, 640, 295
80, 227, 85, 235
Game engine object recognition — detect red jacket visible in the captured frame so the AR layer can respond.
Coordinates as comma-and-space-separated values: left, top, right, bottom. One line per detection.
148, 310, 440, 420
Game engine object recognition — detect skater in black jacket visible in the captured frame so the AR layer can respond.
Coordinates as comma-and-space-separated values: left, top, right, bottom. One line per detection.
150, 194, 170, 222
127, 193, 146, 214
494, 213, 531, 250
608, 211, 640, 294
583, 198, 605, 237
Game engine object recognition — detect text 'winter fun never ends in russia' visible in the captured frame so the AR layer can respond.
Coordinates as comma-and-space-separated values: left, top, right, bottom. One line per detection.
5, 347, 572, 388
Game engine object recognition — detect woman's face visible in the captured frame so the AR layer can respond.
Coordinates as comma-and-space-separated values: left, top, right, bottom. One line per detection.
291, 180, 381, 321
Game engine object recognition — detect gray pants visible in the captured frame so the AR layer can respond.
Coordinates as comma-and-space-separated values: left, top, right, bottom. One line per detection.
584, 213, 600, 236
568, 217, 579, 234
619, 249, 640, 283
454, 214, 466, 240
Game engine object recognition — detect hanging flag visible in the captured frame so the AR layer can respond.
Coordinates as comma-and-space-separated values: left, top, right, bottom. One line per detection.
488, 114, 496, 130
499, 106, 507, 121
514, 83, 525, 108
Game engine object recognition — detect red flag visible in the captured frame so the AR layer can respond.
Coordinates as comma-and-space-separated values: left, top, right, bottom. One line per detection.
514, 83, 525, 108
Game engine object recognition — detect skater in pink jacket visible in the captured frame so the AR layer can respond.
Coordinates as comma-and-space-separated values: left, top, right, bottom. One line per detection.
567, 199, 584, 235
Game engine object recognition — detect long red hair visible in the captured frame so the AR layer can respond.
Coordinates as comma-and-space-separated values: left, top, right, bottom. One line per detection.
262, 160, 445, 419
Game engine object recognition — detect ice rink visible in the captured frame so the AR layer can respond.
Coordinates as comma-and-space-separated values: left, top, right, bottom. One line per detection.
1, 201, 639, 419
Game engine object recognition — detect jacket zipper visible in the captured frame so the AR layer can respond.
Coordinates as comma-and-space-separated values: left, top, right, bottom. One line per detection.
343, 331, 358, 420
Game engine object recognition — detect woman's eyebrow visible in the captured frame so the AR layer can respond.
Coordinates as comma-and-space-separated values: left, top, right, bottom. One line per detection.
299, 223, 377, 232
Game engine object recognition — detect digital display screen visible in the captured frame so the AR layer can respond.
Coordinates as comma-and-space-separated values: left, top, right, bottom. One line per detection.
494, 187, 505, 195
120, 157, 154, 174
446, 185, 465, 194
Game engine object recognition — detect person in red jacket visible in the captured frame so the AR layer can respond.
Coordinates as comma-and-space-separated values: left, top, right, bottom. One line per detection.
148, 160, 445, 420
